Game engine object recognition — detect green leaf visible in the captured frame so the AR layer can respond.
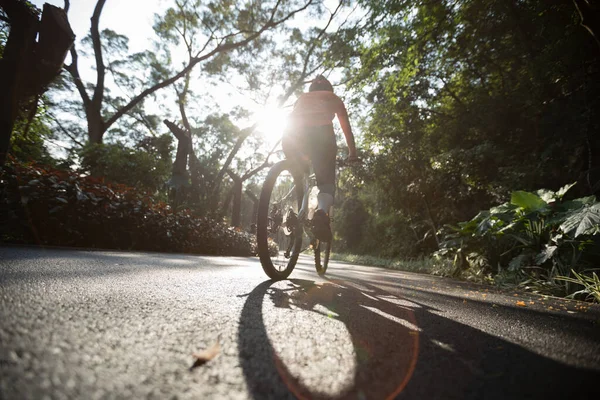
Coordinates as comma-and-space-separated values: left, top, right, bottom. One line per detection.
534, 245, 557, 265
507, 233, 533, 246
490, 202, 516, 220
535, 189, 555, 203
508, 254, 530, 271
476, 216, 494, 235
560, 203, 600, 237
511, 191, 548, 213
561, 196, 597, 211
556, 182, 576, 200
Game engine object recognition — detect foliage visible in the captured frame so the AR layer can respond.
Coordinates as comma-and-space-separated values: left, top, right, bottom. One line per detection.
435, 183, 600, 300
335, 197, 370, 252
10, 98, 57, 165
332, 0, 600, 264
556, 270, 600, 303
0, 159, 257, 256
334, 163, 438, 259
77, 137, 173, 193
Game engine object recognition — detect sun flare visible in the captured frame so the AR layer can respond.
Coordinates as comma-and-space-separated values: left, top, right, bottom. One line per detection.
255, 104, 291, 146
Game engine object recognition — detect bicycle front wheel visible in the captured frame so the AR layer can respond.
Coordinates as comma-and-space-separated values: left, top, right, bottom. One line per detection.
257, 160, 304, 280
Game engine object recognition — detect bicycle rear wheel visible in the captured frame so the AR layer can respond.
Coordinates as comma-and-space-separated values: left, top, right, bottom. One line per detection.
257, 160, 304, 280
314, 239, 331, 276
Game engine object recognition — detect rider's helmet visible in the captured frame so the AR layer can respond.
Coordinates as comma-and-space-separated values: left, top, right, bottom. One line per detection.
309, 74, 333, 92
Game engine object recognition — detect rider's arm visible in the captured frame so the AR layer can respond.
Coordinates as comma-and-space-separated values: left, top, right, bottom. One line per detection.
334, 97, 357, 157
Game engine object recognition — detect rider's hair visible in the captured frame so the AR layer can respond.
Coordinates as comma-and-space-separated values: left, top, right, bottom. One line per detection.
309, 75, 333, 92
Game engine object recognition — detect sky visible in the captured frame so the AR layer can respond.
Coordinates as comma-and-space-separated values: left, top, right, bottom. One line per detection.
32, 0, 166, 52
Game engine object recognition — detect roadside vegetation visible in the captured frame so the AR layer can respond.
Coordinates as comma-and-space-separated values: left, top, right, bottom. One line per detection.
1, 0, 599, 301
0, 158, 256, 255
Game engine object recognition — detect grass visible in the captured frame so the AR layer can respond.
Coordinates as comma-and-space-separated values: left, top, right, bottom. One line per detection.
556, 270, 600, 303
328, 252, 436, 274
329, 252, 600, 304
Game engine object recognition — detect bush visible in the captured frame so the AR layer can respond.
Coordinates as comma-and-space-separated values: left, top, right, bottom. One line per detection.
435, 183, 600, 300
77, 138, 172, 193
0, 159, 256, 256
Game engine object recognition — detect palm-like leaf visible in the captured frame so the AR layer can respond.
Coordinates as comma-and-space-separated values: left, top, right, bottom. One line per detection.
560, 203, 600, 237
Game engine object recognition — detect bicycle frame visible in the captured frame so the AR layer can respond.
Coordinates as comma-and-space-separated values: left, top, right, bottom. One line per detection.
298, 173, 315, 221
271, 170, 317, 223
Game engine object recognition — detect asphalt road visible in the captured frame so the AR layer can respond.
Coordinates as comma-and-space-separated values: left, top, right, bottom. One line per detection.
1, 245, 599, 399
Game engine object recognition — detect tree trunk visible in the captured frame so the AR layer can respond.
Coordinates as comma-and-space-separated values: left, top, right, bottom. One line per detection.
231, 178, 243, 228
423, 196, 440, 249
0, 2, 74, 165
86, 106, 105, 144
209, 126, 255, 213
245, 189, 259, 233
0, 1, 38, 165
163, 120, 192, 207
163, 120, 190, 176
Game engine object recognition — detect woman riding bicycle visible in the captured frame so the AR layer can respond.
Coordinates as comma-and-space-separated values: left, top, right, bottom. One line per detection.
282, 75, 358, 242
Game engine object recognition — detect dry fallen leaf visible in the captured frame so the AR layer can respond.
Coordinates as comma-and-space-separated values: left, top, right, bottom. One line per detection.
191, 341, 220, 369
516, 301, 526, 307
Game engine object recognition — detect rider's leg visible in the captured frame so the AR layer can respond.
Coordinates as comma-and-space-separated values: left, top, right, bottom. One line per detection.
317, 188, 334, 212
282, 126, 310, 175
308, 126, 337, 213
307, 125, 336, 241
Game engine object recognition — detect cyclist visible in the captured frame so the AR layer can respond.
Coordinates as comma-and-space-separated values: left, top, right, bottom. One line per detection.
282, 74, 358, 242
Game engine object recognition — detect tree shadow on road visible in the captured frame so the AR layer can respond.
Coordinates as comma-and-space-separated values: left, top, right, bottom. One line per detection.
238, 278, 599, 399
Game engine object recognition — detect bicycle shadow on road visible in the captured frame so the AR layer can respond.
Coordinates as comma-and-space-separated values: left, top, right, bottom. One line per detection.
237, 278, 599, 400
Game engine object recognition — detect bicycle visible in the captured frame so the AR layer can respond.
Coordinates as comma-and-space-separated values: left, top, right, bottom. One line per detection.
256, 158, 347, 280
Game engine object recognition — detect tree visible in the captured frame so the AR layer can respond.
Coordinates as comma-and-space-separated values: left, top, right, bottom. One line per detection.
62, 0, 317, 145
329, 0, 600, 255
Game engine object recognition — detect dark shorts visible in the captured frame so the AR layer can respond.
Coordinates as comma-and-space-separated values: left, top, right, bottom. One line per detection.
282, 124, 337, 196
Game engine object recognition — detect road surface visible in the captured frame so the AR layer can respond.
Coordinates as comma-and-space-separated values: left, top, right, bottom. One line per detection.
1, 245, 599, 399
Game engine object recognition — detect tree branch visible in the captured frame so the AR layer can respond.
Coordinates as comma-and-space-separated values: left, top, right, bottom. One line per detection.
240, 138, 280, 181
163, 119, 188, 141
573, 0, 600, 51
103, 0, 315, 133
212, 123, 258, 193
279, 1, 341, 105
64, 46, 91, 108
90, 0, 107, 107
176, 73, 193, 134
48, 112, 85, 147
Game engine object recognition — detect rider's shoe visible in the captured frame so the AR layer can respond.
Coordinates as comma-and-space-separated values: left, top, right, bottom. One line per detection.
312, 209, 332, 242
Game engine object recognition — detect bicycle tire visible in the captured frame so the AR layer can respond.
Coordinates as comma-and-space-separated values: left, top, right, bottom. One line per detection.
314, 239, 331, 276
257, 160, 304, 280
